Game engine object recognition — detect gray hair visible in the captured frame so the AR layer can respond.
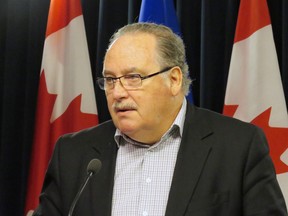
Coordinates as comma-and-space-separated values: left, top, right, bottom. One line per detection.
106, 22, 192, 96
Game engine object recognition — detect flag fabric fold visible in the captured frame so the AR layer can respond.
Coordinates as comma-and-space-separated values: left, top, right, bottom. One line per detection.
223, 0, 288, 205
139, 0, 180, 35
139, 0, 193, 103
24, 0, 98, 214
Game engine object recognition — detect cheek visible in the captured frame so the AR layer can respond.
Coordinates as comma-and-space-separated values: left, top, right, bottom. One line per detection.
106, 97, 113, 111
106, 95, 117, 120
146, 87, 170, 105
138, 93, 166, 120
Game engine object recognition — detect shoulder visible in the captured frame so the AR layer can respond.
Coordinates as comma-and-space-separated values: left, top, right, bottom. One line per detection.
55, 120, 116, 151
185, 104, 268, 153
62, 120, 115, 139
187, 104, 261, 134
184, 104, 271, 172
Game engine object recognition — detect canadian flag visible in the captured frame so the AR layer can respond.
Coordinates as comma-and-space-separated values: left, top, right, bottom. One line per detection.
24, 0, 98, 214
223, 0, 288, 205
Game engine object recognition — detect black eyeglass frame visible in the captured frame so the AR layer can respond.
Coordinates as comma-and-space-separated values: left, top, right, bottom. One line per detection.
96, 66, 174, 90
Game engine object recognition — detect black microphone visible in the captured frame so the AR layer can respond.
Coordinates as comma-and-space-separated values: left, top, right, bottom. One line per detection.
68, 159, 102, 216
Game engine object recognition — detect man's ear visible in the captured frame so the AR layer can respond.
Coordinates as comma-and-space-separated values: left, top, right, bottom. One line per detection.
169, 67, 183, 96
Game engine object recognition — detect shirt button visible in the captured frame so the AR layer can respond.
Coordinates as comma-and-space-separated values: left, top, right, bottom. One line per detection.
143, 211, 148, 216
146, 177, 151, 183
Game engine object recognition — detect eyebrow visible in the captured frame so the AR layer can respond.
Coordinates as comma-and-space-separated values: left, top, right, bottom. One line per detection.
102, 67, 141, 76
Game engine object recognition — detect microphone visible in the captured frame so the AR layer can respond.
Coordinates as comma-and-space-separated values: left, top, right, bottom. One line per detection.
68, 159, 102, 216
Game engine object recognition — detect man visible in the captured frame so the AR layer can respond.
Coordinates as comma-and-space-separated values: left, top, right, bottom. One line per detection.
33, 23, 287, 215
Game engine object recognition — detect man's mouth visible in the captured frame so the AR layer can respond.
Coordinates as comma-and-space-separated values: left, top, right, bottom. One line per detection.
115, 108, 131, 113
113, 103, 137, 113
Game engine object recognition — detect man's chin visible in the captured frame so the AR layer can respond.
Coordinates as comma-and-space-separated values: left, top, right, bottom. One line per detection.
118, 127, 136, 135
116, 123, 138, 135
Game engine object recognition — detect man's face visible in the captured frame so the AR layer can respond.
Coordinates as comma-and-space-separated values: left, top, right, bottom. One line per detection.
103, 33, 180, 143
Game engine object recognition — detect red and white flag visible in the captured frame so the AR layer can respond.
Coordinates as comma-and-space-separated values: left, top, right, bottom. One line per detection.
25, 0, 98, 214
223, 0, 288, 204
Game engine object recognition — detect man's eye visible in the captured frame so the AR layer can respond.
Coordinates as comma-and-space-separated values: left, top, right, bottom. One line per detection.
124, 74, 140, 80
105, 77, 114, 84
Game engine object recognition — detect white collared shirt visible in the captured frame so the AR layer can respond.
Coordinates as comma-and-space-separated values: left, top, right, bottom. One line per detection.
111, 99, 187, 216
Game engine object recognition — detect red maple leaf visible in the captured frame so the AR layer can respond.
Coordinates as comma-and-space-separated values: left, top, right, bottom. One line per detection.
34, 71, 98, 160
251, 108, 288, 174
50, 91, 99, 149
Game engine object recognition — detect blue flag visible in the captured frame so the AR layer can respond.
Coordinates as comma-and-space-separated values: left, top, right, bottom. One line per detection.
139, 0, 180, 35
139, 0, 194, 103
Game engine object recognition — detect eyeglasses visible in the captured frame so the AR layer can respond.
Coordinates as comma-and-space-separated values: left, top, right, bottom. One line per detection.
96, 66, 174, 90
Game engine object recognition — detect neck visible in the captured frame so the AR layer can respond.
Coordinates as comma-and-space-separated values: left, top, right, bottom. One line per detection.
129, 98, 184, 145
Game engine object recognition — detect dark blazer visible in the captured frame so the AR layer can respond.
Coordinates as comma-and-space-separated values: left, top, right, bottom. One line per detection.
34, 103, 287, 216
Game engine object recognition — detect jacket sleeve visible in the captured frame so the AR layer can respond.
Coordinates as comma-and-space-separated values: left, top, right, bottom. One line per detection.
242, 127, 287, 215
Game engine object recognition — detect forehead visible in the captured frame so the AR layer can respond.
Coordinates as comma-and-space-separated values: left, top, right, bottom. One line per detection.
110, 32, 157, 51
104, 33, 160, 72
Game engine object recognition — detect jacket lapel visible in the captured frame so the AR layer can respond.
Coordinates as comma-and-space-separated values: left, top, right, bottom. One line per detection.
165, 105, 213, 216
87, 122, 118, 216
